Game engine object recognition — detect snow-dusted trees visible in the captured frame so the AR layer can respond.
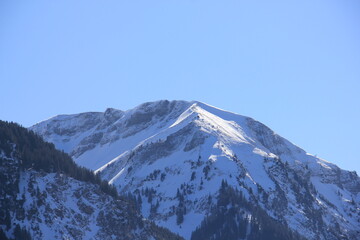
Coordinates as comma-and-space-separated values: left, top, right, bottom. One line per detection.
191, 180, 305, 240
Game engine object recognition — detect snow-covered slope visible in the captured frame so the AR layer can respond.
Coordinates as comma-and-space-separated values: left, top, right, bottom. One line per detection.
0, 121, 183, 240
31, 101, 191, 170
30, 100, 360, 240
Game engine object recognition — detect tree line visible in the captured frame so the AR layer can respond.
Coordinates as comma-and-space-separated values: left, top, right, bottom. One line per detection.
0, 121, 118, 198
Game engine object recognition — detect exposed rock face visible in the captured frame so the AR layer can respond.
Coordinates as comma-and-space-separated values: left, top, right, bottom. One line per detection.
30, 100, 360, 240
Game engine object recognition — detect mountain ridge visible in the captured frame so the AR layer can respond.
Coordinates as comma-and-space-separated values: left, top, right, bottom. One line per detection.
30, 100, 360, 239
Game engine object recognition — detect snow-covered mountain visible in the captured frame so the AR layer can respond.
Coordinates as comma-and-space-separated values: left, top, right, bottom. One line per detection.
30, 100, 360, 239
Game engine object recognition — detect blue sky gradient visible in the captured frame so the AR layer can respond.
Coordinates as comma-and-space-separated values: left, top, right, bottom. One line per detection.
1, 0, 359, 173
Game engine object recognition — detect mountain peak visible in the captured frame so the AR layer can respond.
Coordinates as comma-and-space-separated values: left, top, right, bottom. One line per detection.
29, 100, 360, 240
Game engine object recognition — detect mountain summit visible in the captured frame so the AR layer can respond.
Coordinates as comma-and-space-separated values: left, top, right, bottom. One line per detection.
30, 100, 360, 239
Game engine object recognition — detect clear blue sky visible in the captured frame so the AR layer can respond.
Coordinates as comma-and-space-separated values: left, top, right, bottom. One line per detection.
1, 0, 359, 174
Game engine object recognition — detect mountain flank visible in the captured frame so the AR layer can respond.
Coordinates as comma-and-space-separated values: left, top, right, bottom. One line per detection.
0, 120, 183, 240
